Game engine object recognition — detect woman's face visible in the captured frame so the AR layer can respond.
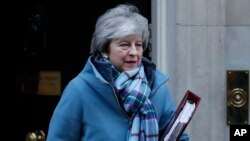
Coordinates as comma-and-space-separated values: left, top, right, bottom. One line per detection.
106, 34, 143, 71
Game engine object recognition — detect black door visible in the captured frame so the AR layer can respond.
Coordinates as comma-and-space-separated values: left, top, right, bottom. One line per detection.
17, 0, 151, 140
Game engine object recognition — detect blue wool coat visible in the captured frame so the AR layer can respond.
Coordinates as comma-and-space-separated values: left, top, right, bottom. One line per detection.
46, 57, 189, 141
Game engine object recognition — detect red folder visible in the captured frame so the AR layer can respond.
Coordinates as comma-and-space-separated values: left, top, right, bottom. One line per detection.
160, 90, 201, 141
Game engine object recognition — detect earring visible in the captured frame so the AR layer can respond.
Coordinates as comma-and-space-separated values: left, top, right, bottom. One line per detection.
102, 54, 108, 59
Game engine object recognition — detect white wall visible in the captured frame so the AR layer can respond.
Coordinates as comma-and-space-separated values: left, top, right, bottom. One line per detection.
151, 0, 250, 141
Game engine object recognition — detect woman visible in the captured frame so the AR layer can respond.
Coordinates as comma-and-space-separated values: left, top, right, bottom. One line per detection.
47, 4, 189, 141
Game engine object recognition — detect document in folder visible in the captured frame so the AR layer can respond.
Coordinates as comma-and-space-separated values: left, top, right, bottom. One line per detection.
160, 90, 201, 141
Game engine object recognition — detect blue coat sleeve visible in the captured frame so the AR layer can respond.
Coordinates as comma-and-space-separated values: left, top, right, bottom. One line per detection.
157, 85, 189, 141
46, 80, 84, 141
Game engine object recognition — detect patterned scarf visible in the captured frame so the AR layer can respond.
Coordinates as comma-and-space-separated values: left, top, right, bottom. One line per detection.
114, 64, 159, 141
92, 56, 158, 141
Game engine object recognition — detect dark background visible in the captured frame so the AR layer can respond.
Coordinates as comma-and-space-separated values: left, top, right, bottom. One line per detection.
16, 0, 151, 140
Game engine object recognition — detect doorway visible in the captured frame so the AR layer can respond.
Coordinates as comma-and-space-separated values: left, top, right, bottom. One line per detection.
17, 1, 151, 140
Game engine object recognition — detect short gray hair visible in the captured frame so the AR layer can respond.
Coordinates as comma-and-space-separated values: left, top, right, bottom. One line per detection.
90, 4, 149, 56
